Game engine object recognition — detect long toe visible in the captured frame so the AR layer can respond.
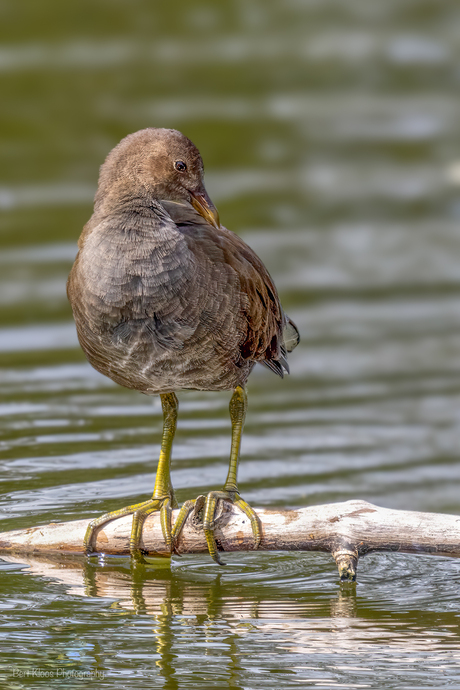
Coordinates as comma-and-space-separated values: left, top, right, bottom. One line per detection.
201, 490, 261, 565
129, 497, 166, 561
170, 499, 199, 553
83, 496, 175, 559
84, 499, 154, 555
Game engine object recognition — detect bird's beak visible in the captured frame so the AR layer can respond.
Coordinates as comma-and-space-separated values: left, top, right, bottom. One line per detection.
190, 189, 221, 229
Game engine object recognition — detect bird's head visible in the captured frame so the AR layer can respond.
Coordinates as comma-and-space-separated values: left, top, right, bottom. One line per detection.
95, 127, 220, 229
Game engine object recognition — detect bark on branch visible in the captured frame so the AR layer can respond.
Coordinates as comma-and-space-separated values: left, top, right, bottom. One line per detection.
0, 500, 459, 581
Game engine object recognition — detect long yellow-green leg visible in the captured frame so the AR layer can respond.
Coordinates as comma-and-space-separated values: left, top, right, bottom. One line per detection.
170, 386, 260, 565
129, 392, 179, 559
84, 393, 179, 560
203, 386, 261, 564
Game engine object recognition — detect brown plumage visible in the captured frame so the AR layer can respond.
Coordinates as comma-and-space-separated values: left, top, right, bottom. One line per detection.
67, 128, 299, 563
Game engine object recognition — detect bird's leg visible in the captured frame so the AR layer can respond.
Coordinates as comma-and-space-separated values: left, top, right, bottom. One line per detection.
172, 386, 261, 565
203, 386, 261, 563
128, 392, 179, 559
84, 392, 179, 560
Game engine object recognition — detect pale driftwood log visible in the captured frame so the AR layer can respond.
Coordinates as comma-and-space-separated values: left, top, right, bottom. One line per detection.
0, 500, 459, 581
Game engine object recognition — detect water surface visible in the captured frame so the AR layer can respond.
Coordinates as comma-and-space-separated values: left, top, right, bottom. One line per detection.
1, 1, 460, 688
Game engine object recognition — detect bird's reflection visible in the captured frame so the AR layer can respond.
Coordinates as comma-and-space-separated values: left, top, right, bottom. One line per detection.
1, 553, 357, 687
1, 552, 357, 619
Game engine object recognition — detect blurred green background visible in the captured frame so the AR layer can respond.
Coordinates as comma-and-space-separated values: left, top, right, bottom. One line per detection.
1, 1, 460, 688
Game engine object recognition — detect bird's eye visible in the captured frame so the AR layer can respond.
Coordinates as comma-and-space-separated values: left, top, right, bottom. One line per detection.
174, 160, 187, 172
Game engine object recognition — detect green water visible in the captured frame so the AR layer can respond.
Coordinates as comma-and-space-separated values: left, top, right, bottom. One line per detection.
1, 1, 460, 687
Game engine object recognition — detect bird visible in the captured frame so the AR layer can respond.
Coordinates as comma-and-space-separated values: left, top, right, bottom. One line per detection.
67, 127, 299, 564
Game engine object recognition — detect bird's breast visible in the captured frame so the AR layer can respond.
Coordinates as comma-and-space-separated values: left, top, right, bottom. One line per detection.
67, 215, 254, 392
75, 220, 194, 309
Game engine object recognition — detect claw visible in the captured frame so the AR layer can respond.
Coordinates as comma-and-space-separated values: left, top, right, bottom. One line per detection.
171, 499, 197, 550
171, 490, 261, 565
84, 392, 180, 560
170, 386, 261, 565
202, 490, 228, 564
205, 490, 261, 564
84, 495, 175, 558
234, 496, 262, 550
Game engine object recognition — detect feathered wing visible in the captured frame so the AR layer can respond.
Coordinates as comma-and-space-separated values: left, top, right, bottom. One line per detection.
218, 229, 300, 378
163, 200, 299, 378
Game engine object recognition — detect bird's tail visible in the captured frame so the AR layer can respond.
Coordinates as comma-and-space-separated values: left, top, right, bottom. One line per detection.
283, 314, 300, 353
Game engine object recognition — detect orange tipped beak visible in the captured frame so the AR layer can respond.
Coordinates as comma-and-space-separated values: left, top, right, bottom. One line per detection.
190, 190, 221, 229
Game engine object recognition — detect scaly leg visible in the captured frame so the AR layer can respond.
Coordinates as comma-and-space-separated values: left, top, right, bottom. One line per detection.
172, 386, 261, 564
84, 392, 179, 560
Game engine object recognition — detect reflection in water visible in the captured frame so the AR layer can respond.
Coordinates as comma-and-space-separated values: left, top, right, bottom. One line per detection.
2, 553, 460, 687
1, 553, 335, 619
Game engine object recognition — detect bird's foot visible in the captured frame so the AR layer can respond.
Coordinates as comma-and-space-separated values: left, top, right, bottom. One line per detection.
84, 494, 176, 562
172, 489, 261, 565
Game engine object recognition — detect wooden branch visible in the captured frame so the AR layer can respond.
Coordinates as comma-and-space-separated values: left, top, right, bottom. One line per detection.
0, 500, 459, 581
